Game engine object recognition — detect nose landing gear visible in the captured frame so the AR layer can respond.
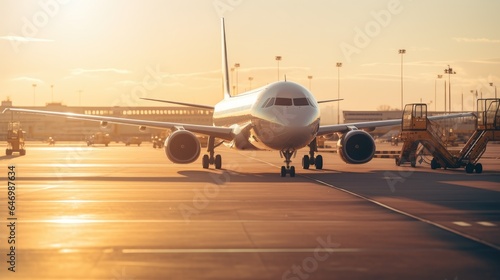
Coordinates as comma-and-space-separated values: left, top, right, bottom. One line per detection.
280, 149, 296, 177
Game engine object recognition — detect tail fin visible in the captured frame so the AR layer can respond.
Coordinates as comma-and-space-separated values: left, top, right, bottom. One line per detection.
221, 18, 231, 99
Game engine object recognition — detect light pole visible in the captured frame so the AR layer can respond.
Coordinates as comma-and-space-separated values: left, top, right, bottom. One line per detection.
470, 90, 476, 112
444, 65, 456, 112
336, 62, 342, 124
435, 75, 442, 111
51, 84, 54, 103
490, 82, 497, 99
32, 84, 37, 106
307, 75, 313, 90
461, 90, 464, 111
398, 49, 406, 110
234, 63, 240, 94
275, 56, 282, 81
248, 76, 253, 90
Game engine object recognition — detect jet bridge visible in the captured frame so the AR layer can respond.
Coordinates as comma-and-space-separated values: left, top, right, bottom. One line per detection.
395, 99, 500, 173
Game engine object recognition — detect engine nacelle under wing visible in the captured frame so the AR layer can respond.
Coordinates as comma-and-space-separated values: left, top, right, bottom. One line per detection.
164, 130, 201, 164
337, 130, 376, 164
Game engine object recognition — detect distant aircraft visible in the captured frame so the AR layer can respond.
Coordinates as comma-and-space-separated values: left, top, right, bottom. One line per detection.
5, 19, 471, 177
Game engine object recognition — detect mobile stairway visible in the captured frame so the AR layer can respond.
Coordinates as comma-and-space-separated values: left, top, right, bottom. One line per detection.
395, 99, 500, 173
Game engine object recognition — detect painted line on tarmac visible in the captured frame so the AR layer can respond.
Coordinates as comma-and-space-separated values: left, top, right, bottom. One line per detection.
302, 175, 500, 252
121, 248, 361, 254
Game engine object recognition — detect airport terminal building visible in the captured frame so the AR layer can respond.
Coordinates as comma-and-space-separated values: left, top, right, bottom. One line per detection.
0, 100, 213, 141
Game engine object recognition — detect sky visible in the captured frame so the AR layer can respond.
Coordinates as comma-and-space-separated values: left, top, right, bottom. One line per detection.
1, 0, 499, 115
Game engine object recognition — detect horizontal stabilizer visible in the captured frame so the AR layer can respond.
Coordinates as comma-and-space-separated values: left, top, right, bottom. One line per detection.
317, 98, 344, 104
141, 98, 214, 110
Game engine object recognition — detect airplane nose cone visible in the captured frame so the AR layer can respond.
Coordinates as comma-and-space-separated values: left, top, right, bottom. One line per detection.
255, 115, 319, 150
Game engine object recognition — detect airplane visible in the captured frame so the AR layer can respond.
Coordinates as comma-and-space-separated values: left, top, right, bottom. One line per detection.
4, 18, 472, 177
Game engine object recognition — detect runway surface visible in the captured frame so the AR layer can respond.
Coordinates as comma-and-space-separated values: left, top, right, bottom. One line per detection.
1, 142, 499, 279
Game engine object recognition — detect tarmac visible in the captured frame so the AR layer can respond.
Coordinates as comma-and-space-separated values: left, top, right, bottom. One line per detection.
0, 141, 499, 279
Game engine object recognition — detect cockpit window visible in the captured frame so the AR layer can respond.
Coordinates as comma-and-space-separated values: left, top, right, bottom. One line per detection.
275, 98, 293, 106
263, 97, 275, 108
307, 98, 316, 108
293, 98, 309, 106
263, 97, 313, 107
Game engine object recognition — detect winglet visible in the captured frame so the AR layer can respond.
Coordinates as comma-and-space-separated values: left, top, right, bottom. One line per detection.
221, 18, 231, 99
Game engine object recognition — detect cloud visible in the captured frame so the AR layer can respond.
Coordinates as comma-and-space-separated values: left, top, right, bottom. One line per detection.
453, 37, 500, 43
11, 76, 45, 84
71, 68, 132, 75
0, 35, 53, 42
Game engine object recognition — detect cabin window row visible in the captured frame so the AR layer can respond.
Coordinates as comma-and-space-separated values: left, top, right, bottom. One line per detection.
84, 109, 213, 116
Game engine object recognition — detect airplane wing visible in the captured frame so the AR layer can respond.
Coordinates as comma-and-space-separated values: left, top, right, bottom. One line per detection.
3, 108, 234, 141
317, 112, 474, 136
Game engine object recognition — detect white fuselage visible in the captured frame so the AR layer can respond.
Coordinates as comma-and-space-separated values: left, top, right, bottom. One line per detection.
212, 81, 320, 151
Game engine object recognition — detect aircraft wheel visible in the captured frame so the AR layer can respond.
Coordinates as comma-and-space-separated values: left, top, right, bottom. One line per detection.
6, 149, 12, 156
315, 155, 323, 169
290, 166, 296, 177
280, 166, 287, 177
20, 149, 26, 156
202, 155, 209, 169
215, 155, 222, 169
465, 163, 474, 174
105, 143, 109, 147
474, 163, 483, 174
302, 155, 310, 169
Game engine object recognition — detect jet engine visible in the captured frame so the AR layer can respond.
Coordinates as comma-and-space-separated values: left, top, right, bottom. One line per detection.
337, 130, 376, 164
139, 126, 147, 132
100, 121, 108, 128
164, 130, 201, 164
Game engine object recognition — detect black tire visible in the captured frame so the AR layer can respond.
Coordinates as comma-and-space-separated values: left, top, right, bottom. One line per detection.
105, 143, 109, 147
280, 166, 287, 177
431, 158, 439, 169
474, 163, 483, 174
395, 157, 400, 166
20, 149, 26, 156
302, 155, 310, 169
153, 143, 157, 149
6, 149, 12, 156
202, 155, 209, 169
465, 163, 474, 174
215, 155, 222, 169
290, 166, 296, 177
315, 155, 323, 169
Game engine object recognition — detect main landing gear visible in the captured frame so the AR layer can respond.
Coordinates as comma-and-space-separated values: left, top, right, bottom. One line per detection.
202, 136, 223, 169
302, 138, 323, 170
280, 149, 296, 177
